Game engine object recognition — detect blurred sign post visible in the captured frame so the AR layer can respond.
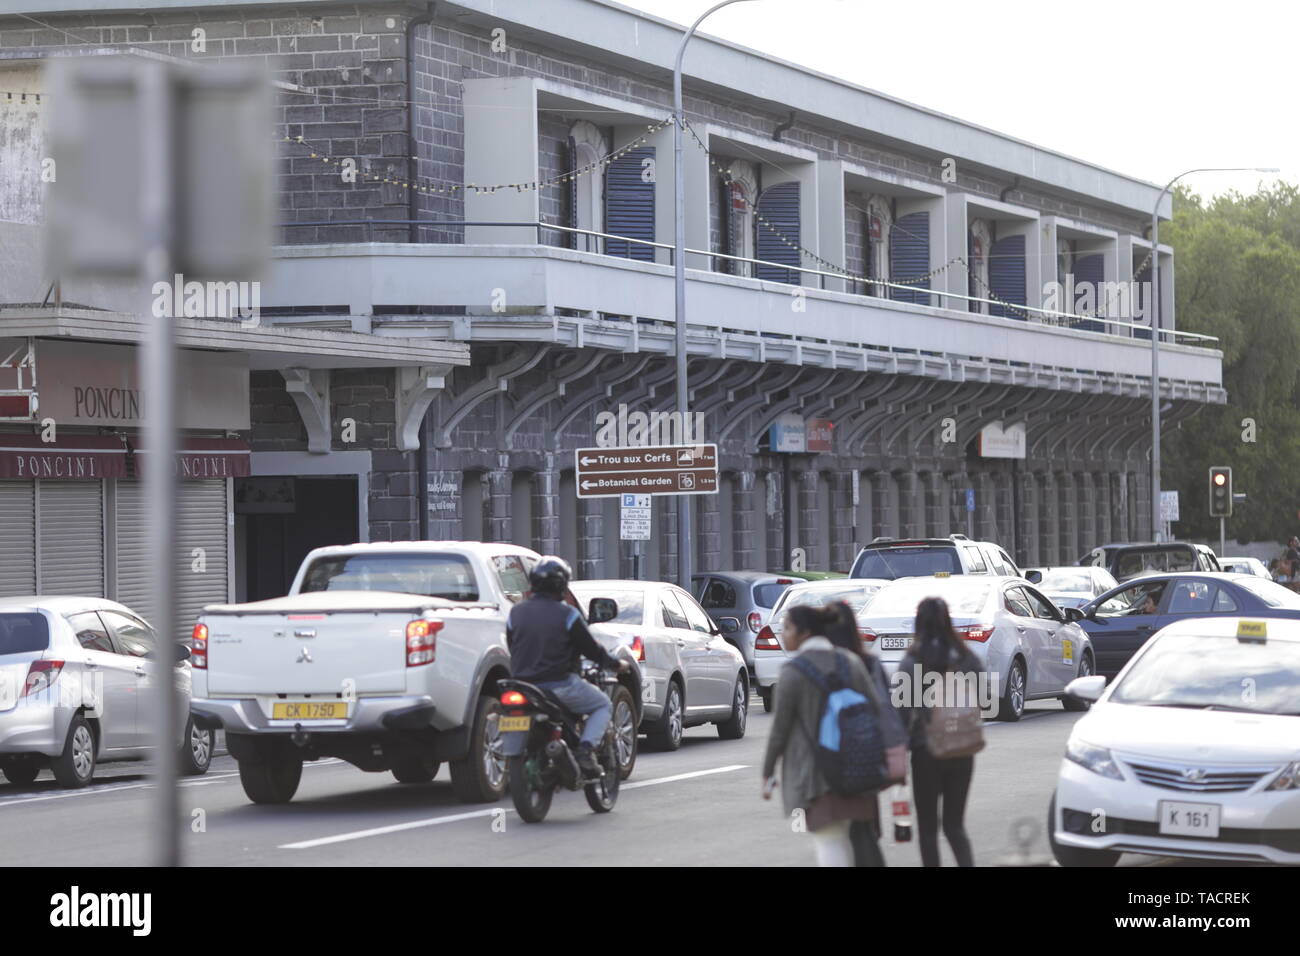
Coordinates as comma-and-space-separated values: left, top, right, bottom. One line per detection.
47, 57, 271, 867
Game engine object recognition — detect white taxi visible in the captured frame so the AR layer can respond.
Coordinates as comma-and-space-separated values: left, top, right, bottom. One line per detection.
1051, 616, 1300, 866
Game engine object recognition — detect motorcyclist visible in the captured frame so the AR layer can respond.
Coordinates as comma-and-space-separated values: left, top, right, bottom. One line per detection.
505, 556, 628, 778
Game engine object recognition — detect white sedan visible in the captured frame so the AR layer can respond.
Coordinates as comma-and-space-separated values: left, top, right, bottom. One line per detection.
753, 578, 890, 711
1051, 616, 1300, 866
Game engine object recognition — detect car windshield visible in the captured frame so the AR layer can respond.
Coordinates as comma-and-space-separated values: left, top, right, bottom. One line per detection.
0, 613, 49, 654
1111, 634, 1300, 714
864, 581, 991, 618
1116, 548, 1195, 577
1038, 569, 1094, 592
571, 587, 644, 624
752, 582, 794, 608
855, 546, 960, 580
300, 553, 479, 601
1236, 577, 1300, 608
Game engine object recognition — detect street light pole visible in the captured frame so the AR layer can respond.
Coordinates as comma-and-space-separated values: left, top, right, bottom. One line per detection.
673, 0, 756, 587
1148, 166, 1277, 543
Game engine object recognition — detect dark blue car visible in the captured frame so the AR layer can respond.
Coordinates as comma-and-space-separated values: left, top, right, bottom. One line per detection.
1066, 572, 1300, 678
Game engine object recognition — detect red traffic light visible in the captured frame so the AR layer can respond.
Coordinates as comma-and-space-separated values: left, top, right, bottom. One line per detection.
1213, 473, 1227, 487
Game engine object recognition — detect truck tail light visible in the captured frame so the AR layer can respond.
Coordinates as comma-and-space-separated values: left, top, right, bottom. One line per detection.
956, 625, 994, 643
747, 611, 762, 633
754, 626, 782, 651
23, 660, 64, 697
406, 619, 444, 666
191, 623, 208, 669
630, 636, 645, 661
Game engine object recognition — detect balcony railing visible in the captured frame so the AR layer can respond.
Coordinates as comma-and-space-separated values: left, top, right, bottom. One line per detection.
278, 218, 1215, 349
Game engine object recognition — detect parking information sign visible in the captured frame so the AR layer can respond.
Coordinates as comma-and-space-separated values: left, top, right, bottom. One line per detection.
1160, 490, 1180, 523
620, 494, 651, 540
575, 444, 719, 498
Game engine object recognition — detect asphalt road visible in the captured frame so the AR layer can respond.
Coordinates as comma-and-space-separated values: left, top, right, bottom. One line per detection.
0, 697, 1185, 866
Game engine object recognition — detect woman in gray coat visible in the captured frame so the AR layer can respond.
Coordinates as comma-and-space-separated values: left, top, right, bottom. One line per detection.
761, 604, 904, 866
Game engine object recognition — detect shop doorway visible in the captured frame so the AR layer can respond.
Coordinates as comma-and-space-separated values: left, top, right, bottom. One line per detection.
236, 476, 359, 601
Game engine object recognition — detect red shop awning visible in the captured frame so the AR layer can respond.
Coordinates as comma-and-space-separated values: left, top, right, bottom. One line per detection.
127, 437, 251, 479
0, 434, 128, 480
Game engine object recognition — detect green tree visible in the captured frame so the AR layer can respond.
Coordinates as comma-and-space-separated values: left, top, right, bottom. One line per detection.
1163, 183, 1300, 546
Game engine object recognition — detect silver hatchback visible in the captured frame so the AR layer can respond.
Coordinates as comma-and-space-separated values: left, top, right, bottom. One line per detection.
0, 596, 212, 788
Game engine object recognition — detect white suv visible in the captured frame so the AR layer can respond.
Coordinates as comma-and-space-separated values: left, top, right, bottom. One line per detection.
850, 534, 1020, 580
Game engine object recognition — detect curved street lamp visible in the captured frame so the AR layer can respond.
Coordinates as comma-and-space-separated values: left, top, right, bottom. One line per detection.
1149, 166, 1278, 542
674, 0, 758, 586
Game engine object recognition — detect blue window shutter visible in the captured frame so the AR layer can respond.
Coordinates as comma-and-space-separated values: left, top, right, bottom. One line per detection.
1073, 253, 1104, 331
988, 234, 1026, 318
755, 181, 801, 284
890, 211, 930, 304
605, 146, 655, 261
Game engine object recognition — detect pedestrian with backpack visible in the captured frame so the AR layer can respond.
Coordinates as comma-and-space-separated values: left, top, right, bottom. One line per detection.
761, 605, 904, 866
821, 600, 907, 865
897, 596, 984, 867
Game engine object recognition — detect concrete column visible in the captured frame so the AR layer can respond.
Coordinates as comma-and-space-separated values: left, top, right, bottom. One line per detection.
897, 471, 923, 538
799, 470, 821, 570
533, 463, 559, 555
1018, 470, 1039, 568
1076, 472, 1094, 558
486, 468, 511, 544
1096, 471, 1113, 546
1038, 472, 1059, 566
577, 497, 604, 580
873, 472, 897, 540
696, 491, 720, 574
829, 471, 856, 571
661, 496, 680, 583
733, 471, 757, 571
1057, 471, 1076, 563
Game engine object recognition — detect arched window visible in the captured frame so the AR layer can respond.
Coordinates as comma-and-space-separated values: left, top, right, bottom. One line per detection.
569, 120, 607, 252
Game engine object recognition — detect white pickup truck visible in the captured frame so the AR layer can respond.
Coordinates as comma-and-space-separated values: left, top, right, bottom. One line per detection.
190, 542, 640, 805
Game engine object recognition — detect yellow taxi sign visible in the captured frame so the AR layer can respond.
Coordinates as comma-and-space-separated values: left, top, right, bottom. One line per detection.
1237, 620, 1267, 643
934, 571, 951, 578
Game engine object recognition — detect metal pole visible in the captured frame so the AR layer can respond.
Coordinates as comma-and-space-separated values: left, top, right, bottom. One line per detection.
1220, 516, 1226, 560
673, 0, 757, 587
141, 65, 180, 867
1149, 166, 1278, 543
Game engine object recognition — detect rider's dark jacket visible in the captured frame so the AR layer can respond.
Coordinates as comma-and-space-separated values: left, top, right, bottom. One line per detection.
506, 594, 619, 684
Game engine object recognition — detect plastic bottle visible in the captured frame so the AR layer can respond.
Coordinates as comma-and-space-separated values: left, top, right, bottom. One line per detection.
891, 784, 913, 843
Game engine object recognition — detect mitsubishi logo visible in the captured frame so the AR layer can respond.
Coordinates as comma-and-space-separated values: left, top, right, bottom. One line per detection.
296, 647, 313, 664
1182, 767, 1208, 782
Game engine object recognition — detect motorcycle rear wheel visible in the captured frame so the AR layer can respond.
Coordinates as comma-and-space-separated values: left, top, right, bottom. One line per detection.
583, 736, 620, 813
508, 754, 553, 824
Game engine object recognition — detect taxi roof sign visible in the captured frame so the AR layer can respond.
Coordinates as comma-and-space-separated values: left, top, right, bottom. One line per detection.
1237, 620, 1268, 643
934, 571, 951, 578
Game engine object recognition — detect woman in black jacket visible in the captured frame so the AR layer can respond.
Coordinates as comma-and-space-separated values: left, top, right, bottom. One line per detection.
897, 596, 980, 867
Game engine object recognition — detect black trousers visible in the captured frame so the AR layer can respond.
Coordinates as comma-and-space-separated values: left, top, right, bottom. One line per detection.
910, 748, 975, 867
849, 818, 886, 867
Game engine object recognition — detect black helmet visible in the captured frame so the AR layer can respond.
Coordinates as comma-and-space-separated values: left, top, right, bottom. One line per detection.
529, 556, 572, 596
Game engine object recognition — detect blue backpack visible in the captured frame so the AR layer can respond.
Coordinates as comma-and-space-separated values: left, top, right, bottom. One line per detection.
791, 652, 888, 795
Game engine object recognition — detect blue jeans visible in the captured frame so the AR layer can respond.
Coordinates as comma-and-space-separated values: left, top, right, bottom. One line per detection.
501, 673, 612, 756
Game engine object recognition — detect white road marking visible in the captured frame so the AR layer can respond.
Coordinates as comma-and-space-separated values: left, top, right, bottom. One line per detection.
278, 763, 751, 850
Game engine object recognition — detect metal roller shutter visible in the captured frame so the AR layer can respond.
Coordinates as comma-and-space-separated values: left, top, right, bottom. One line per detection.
755, 181, 801, 284
604, 146, 655, 261
114, 479, 229, 638
37, 480, 104, 597
0, 481, 36, 597
988, 234, 1027, 318
890, 211, 930, 304
1074, 254, 1105, 332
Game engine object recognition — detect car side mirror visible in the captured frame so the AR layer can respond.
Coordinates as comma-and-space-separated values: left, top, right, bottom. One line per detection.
1064, 674, 1106, 703
588, 597, 618, 624
1025, 569, 1043, 585
717, 617, 741, 635
1062, 606, 1084, 623
175, 643, 192, 663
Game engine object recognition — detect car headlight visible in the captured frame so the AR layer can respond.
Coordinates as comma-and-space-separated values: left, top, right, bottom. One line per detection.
1065, 738, 1124, 780
1267, 761, 1300, 791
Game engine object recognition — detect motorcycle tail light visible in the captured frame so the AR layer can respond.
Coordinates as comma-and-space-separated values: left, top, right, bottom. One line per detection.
754, 626, 782, 651
957, 625, 994, 642
23, 660, 64, 697
500, 689, 527, 707
191, 623, 208, 670
406, 619, 444, 666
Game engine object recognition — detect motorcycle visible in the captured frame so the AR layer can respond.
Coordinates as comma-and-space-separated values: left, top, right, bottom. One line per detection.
498, 662, 629, 823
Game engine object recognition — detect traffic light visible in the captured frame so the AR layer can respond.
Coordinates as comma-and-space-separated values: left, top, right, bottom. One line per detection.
1209, 466, 1232, 517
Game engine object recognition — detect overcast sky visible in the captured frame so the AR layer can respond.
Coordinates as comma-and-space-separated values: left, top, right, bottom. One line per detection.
622, 0, 1294, 199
